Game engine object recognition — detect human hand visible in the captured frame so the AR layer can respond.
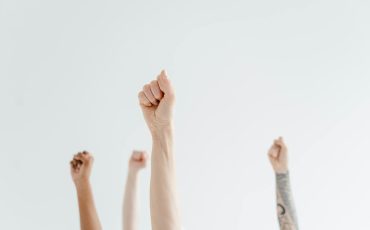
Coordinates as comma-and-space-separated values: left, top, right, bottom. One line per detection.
268, 137, 289, 174
129, 150, 148, 173
70, 151, 94, 186
138, 70, 175, 133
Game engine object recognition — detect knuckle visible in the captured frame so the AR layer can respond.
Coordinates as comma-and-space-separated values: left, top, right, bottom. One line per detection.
138, 91, 144, 98
150, 80, 158, 86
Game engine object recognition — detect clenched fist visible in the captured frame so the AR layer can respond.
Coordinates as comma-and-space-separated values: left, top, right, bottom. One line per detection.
138, 70, 175, 133
268, 137, 289, 174
129, 150, 148, 172
70, 151, 94, 186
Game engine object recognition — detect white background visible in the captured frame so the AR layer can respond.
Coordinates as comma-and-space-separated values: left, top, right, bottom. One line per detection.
1, 0, 370, 229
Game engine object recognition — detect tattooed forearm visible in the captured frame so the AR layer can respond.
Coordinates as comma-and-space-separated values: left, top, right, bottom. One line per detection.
276, 172, 299, 230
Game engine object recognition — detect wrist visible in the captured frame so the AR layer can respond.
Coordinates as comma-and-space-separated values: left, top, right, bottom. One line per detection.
128, 167, 140, 177
150, 124, 173, 140
275, 170, 289, 176
74, 179, 91, 190
273, 165, 289, 174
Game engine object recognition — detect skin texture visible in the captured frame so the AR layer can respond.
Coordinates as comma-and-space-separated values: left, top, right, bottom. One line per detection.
268, 137, 299, 230
138, 70, 181, 230
123, 150, 148, 230
70, 151, 102, 230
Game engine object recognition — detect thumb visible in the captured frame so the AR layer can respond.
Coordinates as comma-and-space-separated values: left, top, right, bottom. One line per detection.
157, 70, 175, 98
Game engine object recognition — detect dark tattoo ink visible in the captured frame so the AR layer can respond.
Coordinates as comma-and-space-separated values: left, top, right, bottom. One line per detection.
277, 203, 286, 215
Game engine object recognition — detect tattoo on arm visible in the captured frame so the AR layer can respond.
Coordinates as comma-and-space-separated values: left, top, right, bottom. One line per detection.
276, 172, 299, 230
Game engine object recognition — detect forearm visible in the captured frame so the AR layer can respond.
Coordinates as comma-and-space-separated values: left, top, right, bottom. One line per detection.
76, 182, 102, 230
123, 170, 139, 230
150, 126, 181, 230
275, 172, 299, 230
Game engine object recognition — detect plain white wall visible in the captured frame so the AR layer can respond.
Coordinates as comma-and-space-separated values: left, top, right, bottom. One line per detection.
1, 0, 370, 229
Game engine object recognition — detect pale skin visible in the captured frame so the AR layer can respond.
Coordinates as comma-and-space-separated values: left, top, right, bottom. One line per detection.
70, 71, 298, 230
268, 137, 299, 230
138, 70, 182, 230
70, 151, 102, 230
123, 150, 148, 230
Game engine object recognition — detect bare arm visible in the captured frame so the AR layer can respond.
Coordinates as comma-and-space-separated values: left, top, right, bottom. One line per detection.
71, 151, 102, 230
123, 151, 148, 230
76, 182, 102, 230
138, 70, 181, 230
150, 126, 181, 230
268, 137, 299, 230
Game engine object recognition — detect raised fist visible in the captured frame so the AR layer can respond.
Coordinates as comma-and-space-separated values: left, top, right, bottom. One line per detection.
129, 150, 148, 172
70, 151, 94, 185
268, 137, 289, 174
138, 70, 175, 133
